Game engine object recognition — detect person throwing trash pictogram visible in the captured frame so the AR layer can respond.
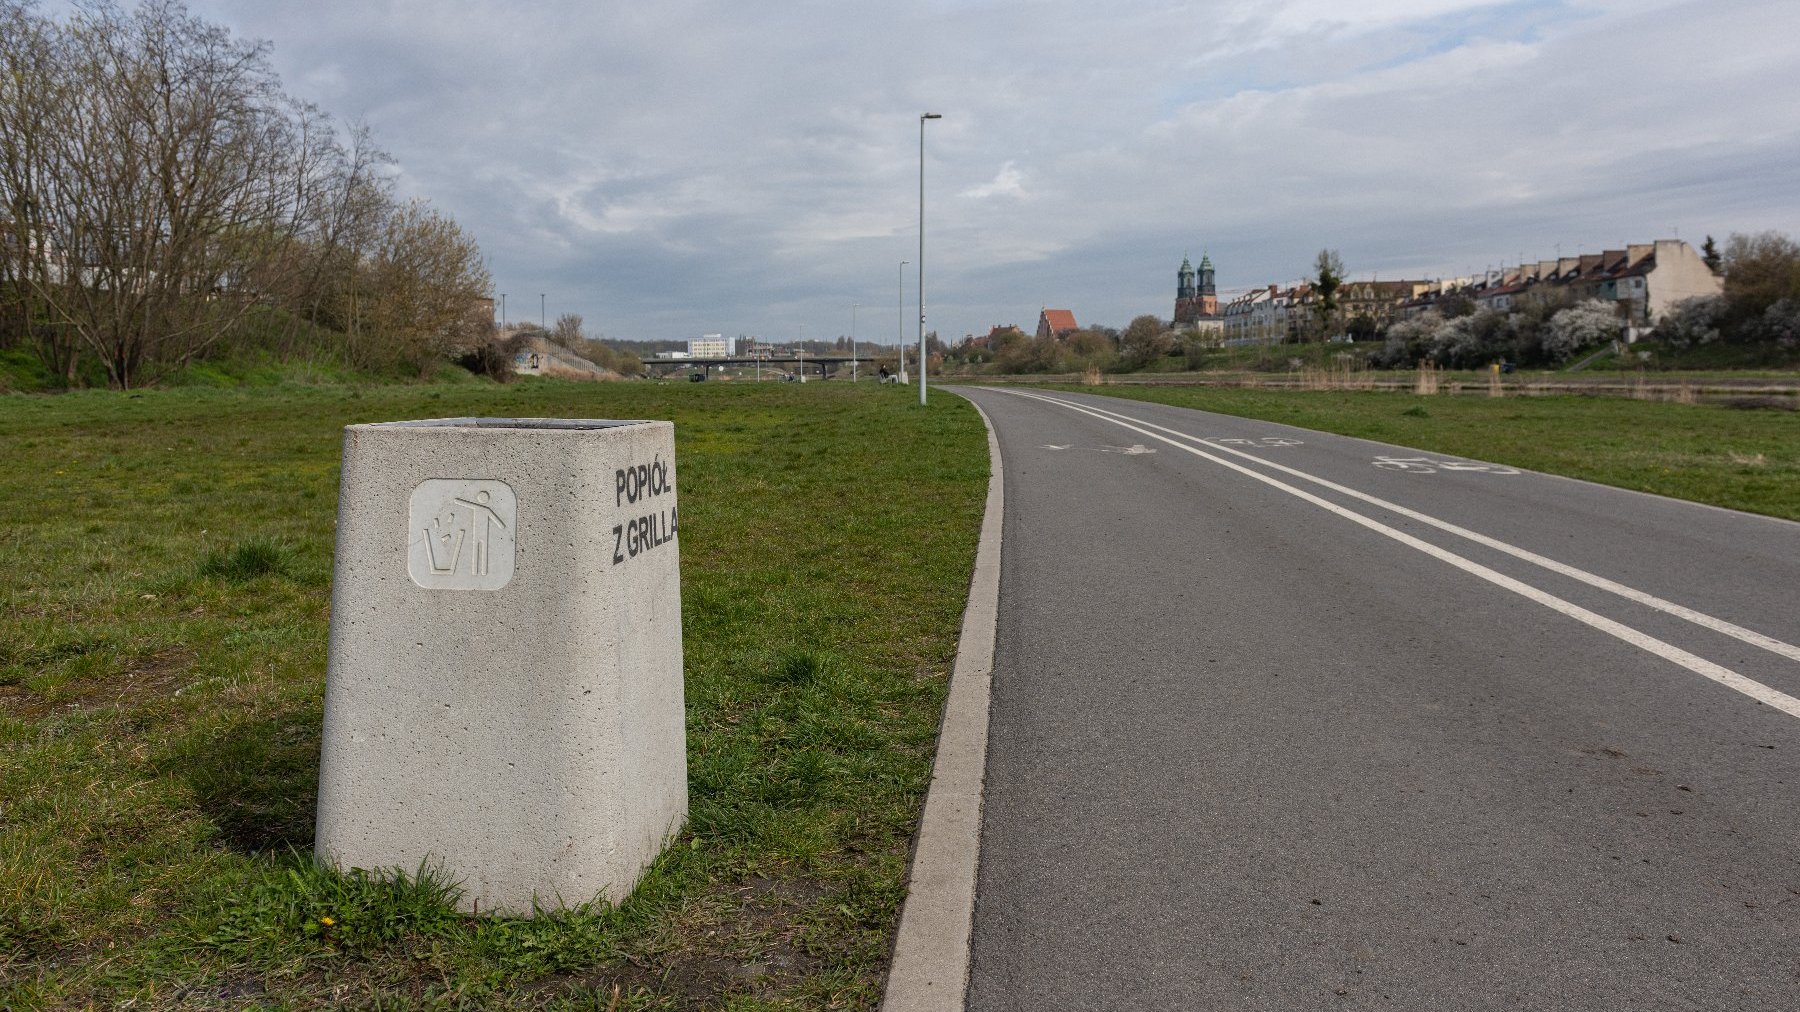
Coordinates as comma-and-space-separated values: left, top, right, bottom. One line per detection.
453, 489, 508, 576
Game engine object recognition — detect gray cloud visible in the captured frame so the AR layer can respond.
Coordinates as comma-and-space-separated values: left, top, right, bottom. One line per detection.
163, 0, 1800, 341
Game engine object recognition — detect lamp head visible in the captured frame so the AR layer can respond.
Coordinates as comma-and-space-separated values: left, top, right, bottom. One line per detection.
922, 113, 942, 120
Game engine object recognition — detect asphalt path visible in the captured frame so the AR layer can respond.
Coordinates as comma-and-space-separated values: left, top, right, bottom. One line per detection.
949, 385, 1800, 1011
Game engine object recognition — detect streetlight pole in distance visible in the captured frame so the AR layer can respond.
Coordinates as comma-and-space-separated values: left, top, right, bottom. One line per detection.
500, 293, 507, 329
919, 112, 940, 406
897, 261, 909, 383
540, 294, 546, 331
851, 303, 860, 382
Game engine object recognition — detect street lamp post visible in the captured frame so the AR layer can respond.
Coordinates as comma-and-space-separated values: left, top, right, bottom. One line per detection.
500, 293, 507, 329
897, 261, 909, 383
850, 303, 860, 382
540, 293, 546, 331
919, 112, 941, 406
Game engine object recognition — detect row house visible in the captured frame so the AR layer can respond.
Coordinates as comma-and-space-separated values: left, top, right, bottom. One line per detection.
1220, 288, 1264, 344
1338, 280, 1432, 329
1397, 277, 1478, 317
1221, 283, 1312, 345
1413, 239, 1719, 330
1221, 279, 1432, 345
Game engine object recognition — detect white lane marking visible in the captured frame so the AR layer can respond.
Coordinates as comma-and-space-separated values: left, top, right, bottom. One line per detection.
1042, 444, 1071, 451
1213, 436, 1304, 447
991, 388, 1800, 721
1098, 443, 1156, 455
1373, 455, 1520, 475
1013, 390, 1800, 669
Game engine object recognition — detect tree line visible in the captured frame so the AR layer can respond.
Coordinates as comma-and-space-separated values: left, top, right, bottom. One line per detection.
0, 0, 491, 388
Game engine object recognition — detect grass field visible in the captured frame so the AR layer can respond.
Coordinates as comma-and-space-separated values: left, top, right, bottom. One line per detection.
0, 379, 990, 1010
1049, 384, 1800, 521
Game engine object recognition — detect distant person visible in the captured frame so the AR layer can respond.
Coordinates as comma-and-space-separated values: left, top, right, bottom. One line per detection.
879, 364, 890, 381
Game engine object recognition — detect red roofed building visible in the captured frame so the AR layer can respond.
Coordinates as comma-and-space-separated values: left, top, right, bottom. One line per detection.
1037, 308, 1079, 340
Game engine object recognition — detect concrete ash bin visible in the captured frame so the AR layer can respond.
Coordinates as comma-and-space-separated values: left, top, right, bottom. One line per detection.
315, 418, 685, 917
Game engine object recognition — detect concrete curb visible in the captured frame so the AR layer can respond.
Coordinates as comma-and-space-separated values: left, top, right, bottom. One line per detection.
880, 393, 1004, 1012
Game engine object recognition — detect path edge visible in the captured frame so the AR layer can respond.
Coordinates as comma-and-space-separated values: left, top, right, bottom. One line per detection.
880, 392, 1003, 1012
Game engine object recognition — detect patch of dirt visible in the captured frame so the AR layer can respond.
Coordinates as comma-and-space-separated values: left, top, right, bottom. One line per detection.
0, 682, 40, 717
0, 647, 194, 720
527, 873, 838, 1010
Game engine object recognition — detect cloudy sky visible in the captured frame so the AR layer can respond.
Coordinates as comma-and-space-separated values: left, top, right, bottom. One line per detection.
174, 0, 1800, 344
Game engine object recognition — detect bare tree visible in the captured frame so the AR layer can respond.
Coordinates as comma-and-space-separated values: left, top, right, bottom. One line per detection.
363, 199, 491, 373
0, 0, 79, 378
1723, 232, 1800, 316
12, 1, 303, 386
0, 1, 491, 387
551, 312, 584, 348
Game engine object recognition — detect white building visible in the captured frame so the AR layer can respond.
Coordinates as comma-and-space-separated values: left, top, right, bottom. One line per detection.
687, 334, 730, 359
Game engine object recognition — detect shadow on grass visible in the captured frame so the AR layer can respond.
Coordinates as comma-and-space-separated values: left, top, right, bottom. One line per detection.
168, 705, 321, 854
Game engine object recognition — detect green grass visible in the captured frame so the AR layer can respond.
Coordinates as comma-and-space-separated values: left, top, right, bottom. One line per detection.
0, 347, 56, 393
1587, 338, 1800, 372
1049, 384, 1800, 521
0, 377, 989, 1009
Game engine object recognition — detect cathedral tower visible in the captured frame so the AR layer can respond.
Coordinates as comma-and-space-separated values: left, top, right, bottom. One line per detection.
1174, 251, 1220, 328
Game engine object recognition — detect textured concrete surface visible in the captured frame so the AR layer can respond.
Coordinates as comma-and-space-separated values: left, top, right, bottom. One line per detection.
882, 396, 1004, 1012
316, 417, 686, 917
956, 387, 1800, 1011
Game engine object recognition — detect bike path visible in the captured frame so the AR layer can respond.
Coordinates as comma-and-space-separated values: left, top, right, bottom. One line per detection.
952, 386, 1800, 1010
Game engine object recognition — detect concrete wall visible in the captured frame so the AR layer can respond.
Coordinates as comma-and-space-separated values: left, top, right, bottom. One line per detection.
1646, 239, 1724, 321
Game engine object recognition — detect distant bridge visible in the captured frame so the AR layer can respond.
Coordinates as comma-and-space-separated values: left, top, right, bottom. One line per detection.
645, 355, 892, 379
